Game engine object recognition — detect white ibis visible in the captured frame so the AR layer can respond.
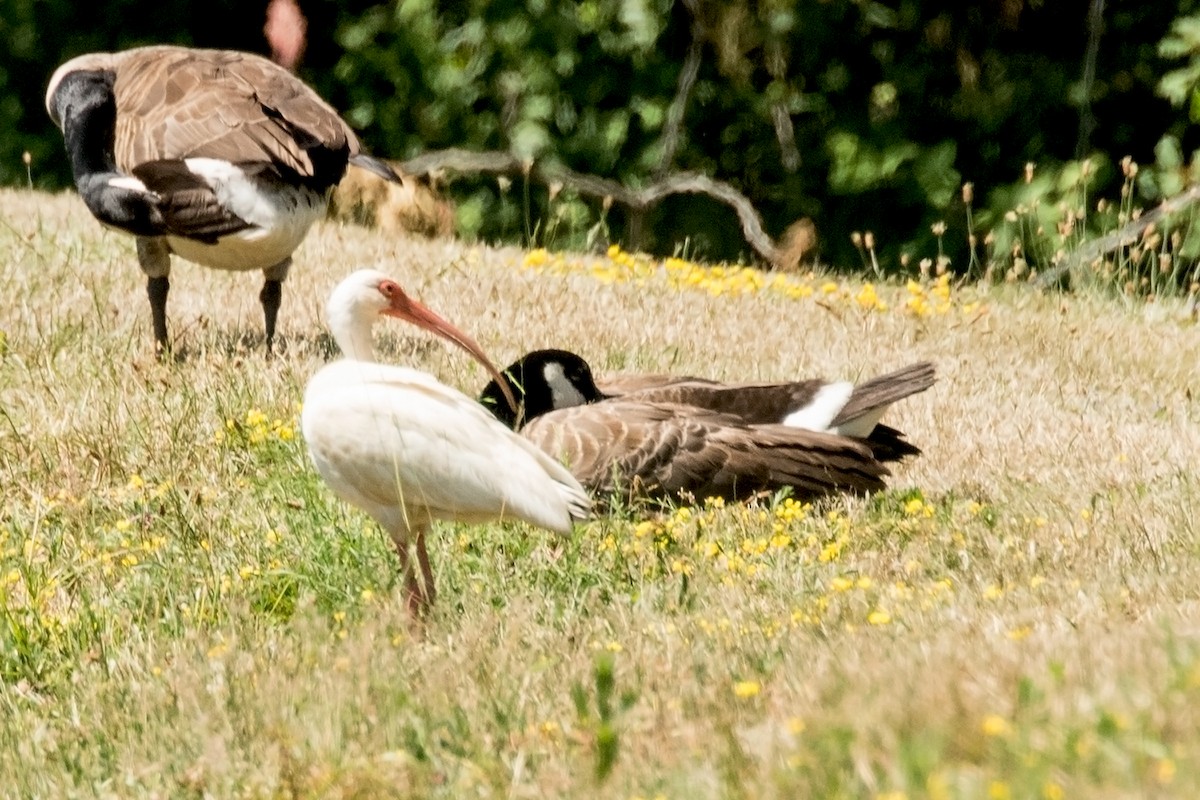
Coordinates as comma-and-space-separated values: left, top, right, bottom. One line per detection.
301, 271, 590, 616
45, 45, 402, 353
477, 349, 935, 504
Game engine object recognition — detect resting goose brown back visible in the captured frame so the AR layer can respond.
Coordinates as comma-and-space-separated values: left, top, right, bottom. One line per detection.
583, 358, 935, 464
521, 401, 888, 505
477, 347, 936, 462
596, 372, 716, 396
603, 362, 936, 432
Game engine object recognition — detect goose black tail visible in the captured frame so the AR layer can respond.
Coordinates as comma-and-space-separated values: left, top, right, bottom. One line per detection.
350, 153, 404, 184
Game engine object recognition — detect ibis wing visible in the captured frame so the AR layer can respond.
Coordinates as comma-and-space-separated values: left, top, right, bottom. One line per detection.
303, 364, 589, 532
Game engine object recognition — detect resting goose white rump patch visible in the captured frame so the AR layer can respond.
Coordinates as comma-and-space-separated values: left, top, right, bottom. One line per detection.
782, 381, 853, 431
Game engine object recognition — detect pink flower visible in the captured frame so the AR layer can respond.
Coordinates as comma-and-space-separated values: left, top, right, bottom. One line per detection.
264, 0, 307, 71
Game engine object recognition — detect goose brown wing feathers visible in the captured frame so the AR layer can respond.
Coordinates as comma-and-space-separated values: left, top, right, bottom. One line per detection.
615, 380, 826, 423
605, 364, 935, 465
111, 46, 358, 179
128, 159, 253, 241
596, 373, 716, 396
607, 363, 935, 429
521, 402, 887, 504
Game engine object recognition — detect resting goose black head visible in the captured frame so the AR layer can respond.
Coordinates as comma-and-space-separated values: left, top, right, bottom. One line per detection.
479, 349, 606, 429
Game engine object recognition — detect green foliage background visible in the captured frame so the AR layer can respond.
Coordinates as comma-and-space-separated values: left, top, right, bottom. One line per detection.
5, 0, 1198, 268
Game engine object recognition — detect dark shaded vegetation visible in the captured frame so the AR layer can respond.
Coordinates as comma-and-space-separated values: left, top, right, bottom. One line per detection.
6, 1, 1200, 270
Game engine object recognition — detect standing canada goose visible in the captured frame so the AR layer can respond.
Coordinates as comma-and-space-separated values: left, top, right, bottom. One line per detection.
477, 349, 917, 505
302, 271, 589, 616
45, 45, 402, 353
479, 349, 935, 464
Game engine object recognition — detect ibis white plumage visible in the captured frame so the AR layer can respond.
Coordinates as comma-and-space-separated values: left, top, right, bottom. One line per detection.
301, 270, 590, 616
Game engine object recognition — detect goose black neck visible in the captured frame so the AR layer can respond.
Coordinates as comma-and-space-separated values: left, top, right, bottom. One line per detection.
478, 349, 605, 429
52, 70, 120, 182
479, 373, 522, 428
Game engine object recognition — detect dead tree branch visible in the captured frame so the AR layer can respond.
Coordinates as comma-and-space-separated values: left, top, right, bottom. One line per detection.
1036, 183, 1200, 287
400, 148, 783, 264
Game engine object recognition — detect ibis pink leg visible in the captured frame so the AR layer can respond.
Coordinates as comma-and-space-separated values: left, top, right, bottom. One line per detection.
415, 530, 437, 611
393, 539, 427, 618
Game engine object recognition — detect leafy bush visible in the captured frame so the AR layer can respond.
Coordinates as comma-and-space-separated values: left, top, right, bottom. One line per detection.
8, 0, 1197, 271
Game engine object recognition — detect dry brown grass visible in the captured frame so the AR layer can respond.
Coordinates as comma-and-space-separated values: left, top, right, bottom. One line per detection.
329, 163, 455, 239
1, 187, 1199, 798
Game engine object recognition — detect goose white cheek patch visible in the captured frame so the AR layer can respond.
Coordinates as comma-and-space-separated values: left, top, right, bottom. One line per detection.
543, 362, 589, 409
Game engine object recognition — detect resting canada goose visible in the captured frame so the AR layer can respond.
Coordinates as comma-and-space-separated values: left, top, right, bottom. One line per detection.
477, 349, 931, 504
479, 349, 935, 464
45, 45, 401, 352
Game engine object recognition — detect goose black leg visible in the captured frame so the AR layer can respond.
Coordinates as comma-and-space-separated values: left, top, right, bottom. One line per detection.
261, 258, 291, 354
260, 278, 282, 354
137, 237, 172, 356
147, 276, 170, 354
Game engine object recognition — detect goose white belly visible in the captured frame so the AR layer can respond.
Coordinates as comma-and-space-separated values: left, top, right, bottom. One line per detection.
166, 157, 328, 271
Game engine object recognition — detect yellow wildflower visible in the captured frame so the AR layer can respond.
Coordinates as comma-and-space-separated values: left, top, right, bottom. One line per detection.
818, 541, 842, 562
523, 248, 549, 267
981, 714, 1011, 737
634, 521, 658, 539
1041, 782, 1064, 800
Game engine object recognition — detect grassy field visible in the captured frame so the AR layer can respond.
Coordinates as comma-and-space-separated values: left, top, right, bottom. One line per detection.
1, 187, 1199, 799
